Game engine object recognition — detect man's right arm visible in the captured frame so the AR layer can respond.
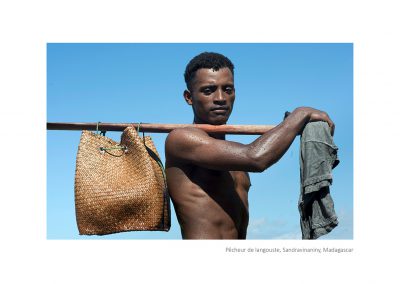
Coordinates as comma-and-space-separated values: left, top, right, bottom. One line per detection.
165, 107, 334, 172
245, 107, 334, 171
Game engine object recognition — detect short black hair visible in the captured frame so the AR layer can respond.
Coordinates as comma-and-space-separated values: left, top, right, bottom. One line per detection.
184, 52, 234, 91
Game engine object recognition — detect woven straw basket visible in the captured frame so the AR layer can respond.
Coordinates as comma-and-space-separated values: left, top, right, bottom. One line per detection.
74, 127, 170, 235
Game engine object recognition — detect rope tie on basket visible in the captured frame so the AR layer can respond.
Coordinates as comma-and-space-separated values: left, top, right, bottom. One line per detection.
95, 121, 106, 136
99, 145, 128, 153
96, 121, 126, 155
138, 122, 167, 187
136, 122, 141, 133
135, 122, 145, 141
136, 122, 145, 140
157, 159, 167, 184
144, 144, 167, 187
96, 121, 100, 135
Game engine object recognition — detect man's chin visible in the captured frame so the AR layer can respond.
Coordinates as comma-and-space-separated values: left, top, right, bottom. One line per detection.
209, 116, 229, 125
194, 114, 230, 125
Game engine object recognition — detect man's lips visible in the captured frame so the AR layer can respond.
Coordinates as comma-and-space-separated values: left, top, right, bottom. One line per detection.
211, 107, 229, 112
211, 108, 229, 115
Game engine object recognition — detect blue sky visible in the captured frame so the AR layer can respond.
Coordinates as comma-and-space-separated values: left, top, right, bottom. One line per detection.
47, 43, 353, 240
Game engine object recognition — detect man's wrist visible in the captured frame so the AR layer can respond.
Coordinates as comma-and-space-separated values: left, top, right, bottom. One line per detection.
293, 107, 311, 122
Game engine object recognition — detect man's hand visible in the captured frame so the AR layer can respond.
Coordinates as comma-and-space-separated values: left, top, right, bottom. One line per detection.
293, 107, 335, 136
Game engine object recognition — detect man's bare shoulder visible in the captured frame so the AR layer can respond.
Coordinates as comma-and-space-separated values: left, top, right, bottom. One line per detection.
167, 127, 208, 140
165, 127, 212, 167
166, 127, 209, 151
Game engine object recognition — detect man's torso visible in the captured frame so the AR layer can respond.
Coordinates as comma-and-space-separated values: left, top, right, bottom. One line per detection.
166, 162, 250, 239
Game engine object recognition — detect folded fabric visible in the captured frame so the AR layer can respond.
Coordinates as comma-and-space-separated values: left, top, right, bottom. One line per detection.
299, 121, 339, 239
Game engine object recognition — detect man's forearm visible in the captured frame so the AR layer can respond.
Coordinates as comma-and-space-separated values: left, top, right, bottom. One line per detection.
247, 107, 310, 171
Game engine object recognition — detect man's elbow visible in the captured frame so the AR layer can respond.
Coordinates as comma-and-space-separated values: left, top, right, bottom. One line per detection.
248, 153, 275, 173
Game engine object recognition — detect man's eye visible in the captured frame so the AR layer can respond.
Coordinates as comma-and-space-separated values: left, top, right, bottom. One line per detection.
202, 87, 215, 94
225, 87, 234, 94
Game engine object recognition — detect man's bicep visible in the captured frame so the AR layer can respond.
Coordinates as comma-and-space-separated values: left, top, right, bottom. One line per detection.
165, 128, 205, 162
165, 128, 258, 171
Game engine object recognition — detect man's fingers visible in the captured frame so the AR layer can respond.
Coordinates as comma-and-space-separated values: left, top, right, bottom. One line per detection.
322, 112, 335, 136
327, 120, 335, 136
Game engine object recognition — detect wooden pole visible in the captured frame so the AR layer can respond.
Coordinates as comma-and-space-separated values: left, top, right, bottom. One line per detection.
47, 122, 275, 135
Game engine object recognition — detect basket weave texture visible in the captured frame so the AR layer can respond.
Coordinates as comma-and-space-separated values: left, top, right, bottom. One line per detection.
74, 127, 170, 235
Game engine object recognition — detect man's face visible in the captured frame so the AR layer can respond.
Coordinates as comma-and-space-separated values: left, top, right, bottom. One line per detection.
184, 67, 235, 125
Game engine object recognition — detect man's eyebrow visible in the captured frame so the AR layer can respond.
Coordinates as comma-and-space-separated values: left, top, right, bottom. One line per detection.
199, 84, 217, 90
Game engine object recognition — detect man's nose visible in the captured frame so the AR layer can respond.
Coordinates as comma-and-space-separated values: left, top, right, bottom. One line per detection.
213, 88, 226, 104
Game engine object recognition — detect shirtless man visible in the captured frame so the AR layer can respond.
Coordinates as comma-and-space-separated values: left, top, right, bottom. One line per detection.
165, 52, 334, 239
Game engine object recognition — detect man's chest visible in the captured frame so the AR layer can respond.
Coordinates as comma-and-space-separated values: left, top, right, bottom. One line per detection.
188, 167, 250, 193
229, 171, 251, 192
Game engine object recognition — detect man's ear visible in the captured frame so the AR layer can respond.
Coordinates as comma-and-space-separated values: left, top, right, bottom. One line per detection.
183, 90, 193, 105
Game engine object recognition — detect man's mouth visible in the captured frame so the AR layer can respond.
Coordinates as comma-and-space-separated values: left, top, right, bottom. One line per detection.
211, 107, 229, 113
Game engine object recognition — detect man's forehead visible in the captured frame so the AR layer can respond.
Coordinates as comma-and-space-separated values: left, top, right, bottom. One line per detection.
193, 67, 234, 85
